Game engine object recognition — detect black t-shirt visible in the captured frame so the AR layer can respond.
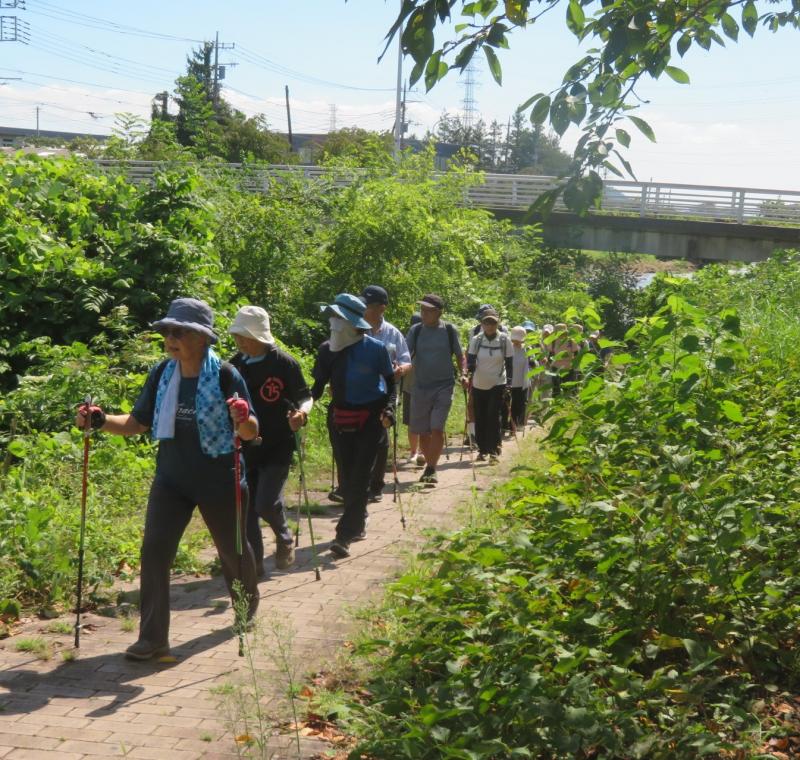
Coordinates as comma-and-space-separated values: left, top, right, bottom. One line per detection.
230, 348, 312, 467
131, 362, 252, 491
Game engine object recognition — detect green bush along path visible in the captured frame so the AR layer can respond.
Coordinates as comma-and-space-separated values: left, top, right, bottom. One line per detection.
338, 258, 800, 759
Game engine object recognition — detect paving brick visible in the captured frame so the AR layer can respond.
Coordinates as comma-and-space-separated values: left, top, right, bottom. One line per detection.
1, 750, 82, 760
0, 437, 531, 760
0, 732, 60, 751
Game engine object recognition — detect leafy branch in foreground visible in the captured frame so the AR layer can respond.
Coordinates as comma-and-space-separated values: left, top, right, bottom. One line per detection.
382, 0, 799, 211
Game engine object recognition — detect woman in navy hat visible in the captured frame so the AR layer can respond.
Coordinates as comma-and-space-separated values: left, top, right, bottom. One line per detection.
76, 297, 260, 660
311, 294, 397, 558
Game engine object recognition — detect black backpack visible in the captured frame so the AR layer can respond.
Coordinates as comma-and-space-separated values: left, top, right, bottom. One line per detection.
408, 321, 460, 378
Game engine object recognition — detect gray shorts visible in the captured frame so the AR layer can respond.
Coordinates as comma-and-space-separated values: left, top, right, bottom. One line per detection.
409, 383, 454, 434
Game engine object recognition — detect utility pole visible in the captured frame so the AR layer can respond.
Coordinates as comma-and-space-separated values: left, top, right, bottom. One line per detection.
400, 82, 407, 151
285, 85, 294, 152
392, 1, 403, 159
35, 105, 39, 137
0, 9, 29, 43
210, 31, 236, 106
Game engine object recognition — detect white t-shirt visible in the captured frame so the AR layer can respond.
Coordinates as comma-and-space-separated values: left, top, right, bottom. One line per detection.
468, 332, 513, 390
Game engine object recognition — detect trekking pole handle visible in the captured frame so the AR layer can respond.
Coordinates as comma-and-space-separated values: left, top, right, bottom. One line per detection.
82, 394, 93, 439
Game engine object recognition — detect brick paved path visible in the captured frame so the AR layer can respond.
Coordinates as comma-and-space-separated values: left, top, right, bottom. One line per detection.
0, 434, 531, 759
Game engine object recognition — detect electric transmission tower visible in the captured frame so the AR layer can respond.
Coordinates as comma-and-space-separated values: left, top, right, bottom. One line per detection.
0, 0, 29, 44
328, 104, 338, 132
460, 61, 480, 133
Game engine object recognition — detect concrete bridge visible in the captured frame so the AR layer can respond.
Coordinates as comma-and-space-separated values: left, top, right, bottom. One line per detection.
94, 161, 800, 263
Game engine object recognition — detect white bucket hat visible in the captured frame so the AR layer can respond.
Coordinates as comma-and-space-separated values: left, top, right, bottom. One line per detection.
510, 326, 527, 342
229, 305, 276, 345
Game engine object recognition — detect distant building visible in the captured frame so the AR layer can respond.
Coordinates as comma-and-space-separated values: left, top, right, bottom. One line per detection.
0, 125, 109, 148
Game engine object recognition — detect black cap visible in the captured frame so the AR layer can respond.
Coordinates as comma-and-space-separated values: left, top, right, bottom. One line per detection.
361, 285, 389, 305
417, 293, 445, 310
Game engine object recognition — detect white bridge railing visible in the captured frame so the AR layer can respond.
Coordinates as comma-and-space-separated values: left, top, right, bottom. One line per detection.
94, 160, 800, 227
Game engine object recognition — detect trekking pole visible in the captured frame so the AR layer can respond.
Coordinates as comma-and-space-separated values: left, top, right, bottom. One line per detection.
461, 385, 476, 482
231, 393, 245, 658
74, 394, 92, 649
293, 428, 321, 581
505, 391, 520, 449
392, 415, 406, 530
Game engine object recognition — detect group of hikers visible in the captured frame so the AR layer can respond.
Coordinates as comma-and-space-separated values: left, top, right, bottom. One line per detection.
74, 289, 597, 660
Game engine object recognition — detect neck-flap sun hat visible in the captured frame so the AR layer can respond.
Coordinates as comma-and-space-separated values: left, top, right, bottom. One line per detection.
151, 297, 218, 343
321, 293, 371, 330
229, 305, 276, 345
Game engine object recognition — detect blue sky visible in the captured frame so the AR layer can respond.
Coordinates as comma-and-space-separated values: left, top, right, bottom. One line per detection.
1, 0, 798, 189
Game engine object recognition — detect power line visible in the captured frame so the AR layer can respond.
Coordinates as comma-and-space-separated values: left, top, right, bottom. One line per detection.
27, 0, 203, 43
236, 45, 396, 93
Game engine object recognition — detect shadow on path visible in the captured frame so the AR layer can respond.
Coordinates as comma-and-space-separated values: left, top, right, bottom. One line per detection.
0, 626, 233, 719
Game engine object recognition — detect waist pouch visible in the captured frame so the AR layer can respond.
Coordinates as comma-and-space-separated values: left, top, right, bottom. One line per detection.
332, 407, 372, 433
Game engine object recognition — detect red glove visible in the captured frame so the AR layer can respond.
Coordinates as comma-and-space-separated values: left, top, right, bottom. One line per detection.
76, 403, 106, 430
226, 397, 250, 426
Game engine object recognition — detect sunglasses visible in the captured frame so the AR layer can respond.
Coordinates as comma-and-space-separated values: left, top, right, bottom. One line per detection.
159, 326, 190, 339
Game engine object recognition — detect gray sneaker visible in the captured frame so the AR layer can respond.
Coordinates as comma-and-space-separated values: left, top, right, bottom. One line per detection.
275, 542, 295, 570
330, 539, 351, 558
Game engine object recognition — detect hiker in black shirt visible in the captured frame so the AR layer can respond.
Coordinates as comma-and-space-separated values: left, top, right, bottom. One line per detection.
229, 306, 313, 577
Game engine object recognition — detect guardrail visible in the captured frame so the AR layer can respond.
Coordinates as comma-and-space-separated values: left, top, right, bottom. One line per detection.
93, 160, 800, 227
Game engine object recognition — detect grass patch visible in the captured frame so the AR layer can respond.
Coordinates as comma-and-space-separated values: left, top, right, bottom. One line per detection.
45, 621, 73, 635
14, 636, 52, 660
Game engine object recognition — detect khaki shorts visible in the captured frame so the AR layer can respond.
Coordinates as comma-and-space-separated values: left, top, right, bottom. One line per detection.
409, 383, 454, 434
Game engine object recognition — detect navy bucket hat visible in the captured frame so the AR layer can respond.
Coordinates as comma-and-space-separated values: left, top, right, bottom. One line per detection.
151, 297, 218, 343
321, 293, 371, 330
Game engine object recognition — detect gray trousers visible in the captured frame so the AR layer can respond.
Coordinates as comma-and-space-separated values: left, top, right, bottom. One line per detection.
246, 461, 293, 566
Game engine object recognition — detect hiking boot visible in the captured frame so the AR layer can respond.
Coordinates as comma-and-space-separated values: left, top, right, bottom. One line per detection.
275, 542, 295, 570
476, 453, 487, 462
419, 466, 438, 487
351, 529, 367, 542
368, 491, 383, 503
328, 489, 344, 503
330, 539, 351, 558
415, 453, 426, 467
124, 639, 170, 661
255, 559, 267, 579
489, 453, 499, 463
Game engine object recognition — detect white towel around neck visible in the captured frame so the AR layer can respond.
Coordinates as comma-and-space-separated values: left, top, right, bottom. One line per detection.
154, 360, 182, 439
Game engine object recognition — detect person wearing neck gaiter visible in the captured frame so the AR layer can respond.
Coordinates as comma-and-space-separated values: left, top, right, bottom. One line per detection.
311, 294, 397, 558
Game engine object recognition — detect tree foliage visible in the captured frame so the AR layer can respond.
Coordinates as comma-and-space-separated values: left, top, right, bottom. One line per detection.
386, 0, 800, 209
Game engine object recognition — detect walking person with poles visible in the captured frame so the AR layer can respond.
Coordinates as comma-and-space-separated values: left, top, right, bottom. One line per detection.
406, 294, 466, 487
228, 306, 313, 578
311, 294, 397, 559
360, 285, 411, 503
75, 298, 260, 661
509, 325, 534, 430
466, 309, 514, 462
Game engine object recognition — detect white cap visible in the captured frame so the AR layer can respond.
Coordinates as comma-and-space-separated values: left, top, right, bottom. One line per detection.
229, 305, 276, 345
510, 326, 527, 342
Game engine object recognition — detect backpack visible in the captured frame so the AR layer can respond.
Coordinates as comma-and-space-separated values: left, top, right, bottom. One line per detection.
473, 332, 510, 381
408, 321, 460, 379
408, 321, 459, 359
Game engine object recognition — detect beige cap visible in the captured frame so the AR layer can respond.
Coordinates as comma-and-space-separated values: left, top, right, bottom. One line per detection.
510, 326, 527, 342
229, 305, 276, 345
